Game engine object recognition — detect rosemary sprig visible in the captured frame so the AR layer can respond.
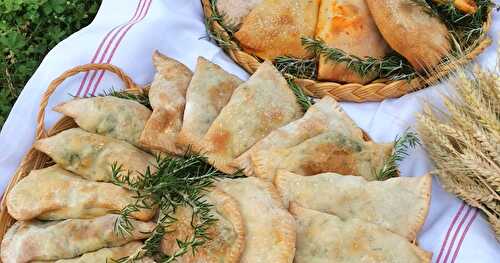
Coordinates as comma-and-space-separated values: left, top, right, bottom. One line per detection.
274, 56, 317, 80
111, 153, 226, 263
286, 78, 314, 111
423, 0, 494, 49
204, 0, 239, 51
302, 37, 416, 81
101, 88, 151, 110
375, 130, 421, 180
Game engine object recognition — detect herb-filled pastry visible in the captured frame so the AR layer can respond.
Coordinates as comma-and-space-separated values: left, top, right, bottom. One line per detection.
34, 128, 155, 184
139, 51, 193, 154
252, 131, 393, 181
54, 96, 151, 147
177, 57, 242, 153
0, 214, 155, 263
6, 165, 154, 221
290, 204, 432, 263
201, 61, 302, 174
276, 171, 432, 240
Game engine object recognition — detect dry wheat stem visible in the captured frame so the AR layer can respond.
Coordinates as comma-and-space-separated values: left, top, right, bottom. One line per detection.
417, 56, 500, 239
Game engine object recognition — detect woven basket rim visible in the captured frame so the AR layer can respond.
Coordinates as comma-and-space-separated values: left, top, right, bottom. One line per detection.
201, 0, 493, 102
0, 63, 146, 249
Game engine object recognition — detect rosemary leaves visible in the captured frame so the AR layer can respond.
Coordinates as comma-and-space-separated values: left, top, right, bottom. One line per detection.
302, 37, 416, 81
111, 153, 226, 262
375, 130, 421, 180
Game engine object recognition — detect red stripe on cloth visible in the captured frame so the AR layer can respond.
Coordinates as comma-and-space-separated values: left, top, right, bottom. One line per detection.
436, 202, 466, 263
443, 206, 473, 263
76, 0, 144, 97
83, 0, 148, 96
451, 209, 479, 263
90, 0, 153, 96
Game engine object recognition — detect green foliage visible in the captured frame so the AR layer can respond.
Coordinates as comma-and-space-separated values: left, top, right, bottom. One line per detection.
111, 153, 230, 262
375, 130, 421, 181
0, 0, 100, 127
286, 78, 314, 112
302, 37, 417, 81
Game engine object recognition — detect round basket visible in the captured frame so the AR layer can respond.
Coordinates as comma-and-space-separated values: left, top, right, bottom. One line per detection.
0, 64, 146, 244
201, 0, 493, 102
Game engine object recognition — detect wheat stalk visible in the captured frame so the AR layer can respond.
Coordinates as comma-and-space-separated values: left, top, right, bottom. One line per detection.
417, 54, 500, 240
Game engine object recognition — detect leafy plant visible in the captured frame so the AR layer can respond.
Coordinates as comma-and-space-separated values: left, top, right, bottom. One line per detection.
0, 0, 100, 127
375, 130, 421, 180
111, 153, 229, 262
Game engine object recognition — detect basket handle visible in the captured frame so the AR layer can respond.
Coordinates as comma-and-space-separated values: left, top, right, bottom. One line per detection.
36, 63, 139, 140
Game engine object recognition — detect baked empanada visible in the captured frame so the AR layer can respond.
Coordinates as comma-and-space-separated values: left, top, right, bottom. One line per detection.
235, 96, 363, 176
290, 204, 432, 263
235, 0, 321, 60
54, 96, 151, 147
0, 214, 155, 263
316, 0, 390, 83
34, 128, 155, 184
139, 51, 193, 154
160, 188, 245, 263
177, 57, 242, 153
6, 165, 154, 221
201, 61, 302, 174
365, 0, 450, 71
216, 177, 296, 263
253, 131, 393, 181
46, 242, 154, 263
276, 171, 431, 240
216, 0, 263, 28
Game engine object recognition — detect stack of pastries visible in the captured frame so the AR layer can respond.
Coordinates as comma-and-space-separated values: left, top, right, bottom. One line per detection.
2, 52, 433, 262
216, 0, 452, 84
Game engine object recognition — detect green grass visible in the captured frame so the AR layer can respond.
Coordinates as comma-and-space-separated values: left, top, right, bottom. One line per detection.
0, 0, 101, 128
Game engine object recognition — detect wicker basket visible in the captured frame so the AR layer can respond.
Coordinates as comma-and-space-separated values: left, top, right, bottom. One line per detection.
201, 0, 493, 102
0, 64, 146, 248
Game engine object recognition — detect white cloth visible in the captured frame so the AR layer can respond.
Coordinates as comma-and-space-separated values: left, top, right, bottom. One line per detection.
0, 0, 499, 261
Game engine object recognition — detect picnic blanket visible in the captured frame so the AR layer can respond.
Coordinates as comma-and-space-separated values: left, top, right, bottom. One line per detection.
0, 0, 499, 261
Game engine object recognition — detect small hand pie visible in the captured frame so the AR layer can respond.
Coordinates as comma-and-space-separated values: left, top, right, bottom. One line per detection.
177, 57, 242, 153
216, 177, 296, 263
139, 51, 193, 154
290, 204, 432, 263
201, 61, 302, 174
216, 0, 263, 28
34, 128, 155, 184
0, 214, 155, 263
316, 0, 390, 83
6, 165, 154, 221
235, 0, 321, 60
275, 171, 432, 240
252, 131, 392, 181
161, 188, 245, 263
365, 0, 450, 71
54, 96, 151, 147
46, 242, 154, 263
235, 96, 363, 176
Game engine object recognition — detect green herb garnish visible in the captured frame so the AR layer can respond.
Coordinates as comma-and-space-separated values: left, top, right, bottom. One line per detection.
301, 37, 416, 81
375, 130, 421, 180
101, 88, 151, 110
111, 153, 226, 262
287, 78, 314, 112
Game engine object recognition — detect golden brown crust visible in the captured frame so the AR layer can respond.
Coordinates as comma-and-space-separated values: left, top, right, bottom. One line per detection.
408, 173, 432, 241
235, 0, 321, 60
200, 62, 302, 174
216, 178, 296, 263
365, 0, 450, 71
315, 0, 390, 83
139, 51, 193, 155
176, 57, 242, 155
140, 107, 184, 154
